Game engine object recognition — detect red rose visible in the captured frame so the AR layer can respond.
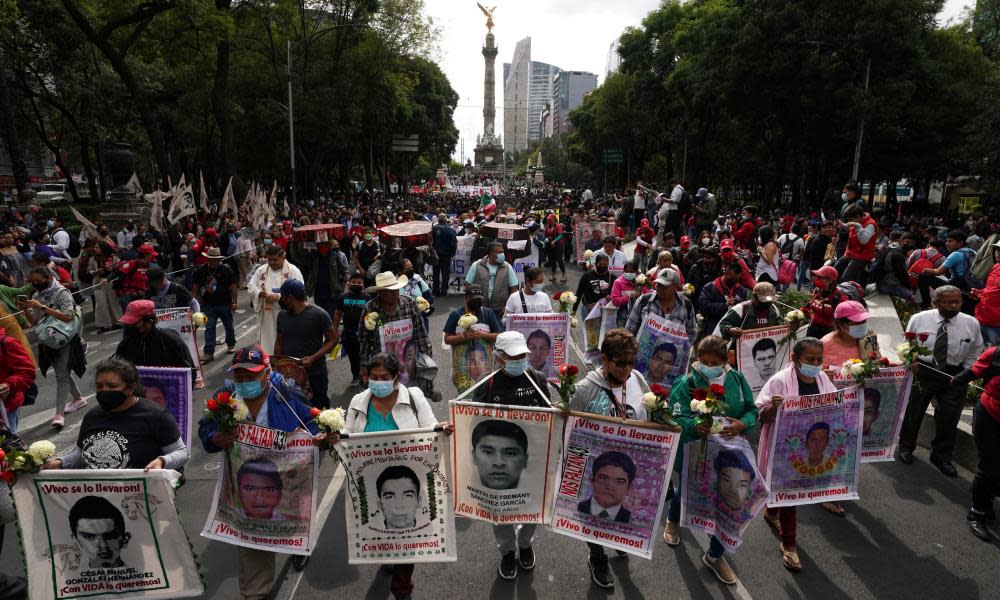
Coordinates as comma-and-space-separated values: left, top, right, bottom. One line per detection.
217, 391, 231, 405
566, 364, 579, 376
709, 383, 726, 396
0, 471, 13, 484
650, 383, 668, 397
310, 407, 322, 418
880, 357, 890, 365
904, 331, 916, 340
207, 399, 219, 412
0, 449, 5, 461
552, 292, 562, 301
869, 351, 878, 360
692, 388, 708, 400
917, 332, 930, 342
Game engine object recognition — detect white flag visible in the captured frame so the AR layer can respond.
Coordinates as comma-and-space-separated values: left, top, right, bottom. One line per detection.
150, 192, 166, 232
199, 170, 209, 212
220, 176, 236, 216
69, 206, 97, 238
266, 180, 277, 222
168, 184, 197, 225
126, 172, 143, 199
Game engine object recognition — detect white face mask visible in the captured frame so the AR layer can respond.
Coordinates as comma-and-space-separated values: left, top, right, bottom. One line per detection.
701, 237, 710, 246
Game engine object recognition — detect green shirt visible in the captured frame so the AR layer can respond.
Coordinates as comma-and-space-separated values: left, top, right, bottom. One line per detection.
363, 401, 400, 433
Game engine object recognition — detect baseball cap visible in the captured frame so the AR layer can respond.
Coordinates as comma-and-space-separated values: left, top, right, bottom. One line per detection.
811, 265, 838, 281
834, 300, 869, 322
466, 284, 484, 297
272, 279, 306, 295
655, 268, 680, 287
696, 188, 708, 198
720, 239, 735, 252
752, 282, 776, 303
119, 299, 156, 325
494, 331, 529, 358
138, 243, 158, 257
229, 343, 271, 373
680, 236, 691, 248
204, 227, 217, 237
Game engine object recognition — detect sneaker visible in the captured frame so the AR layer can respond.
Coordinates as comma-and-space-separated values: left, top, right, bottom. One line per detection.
518, 546, 535, 570
64, 397, 88, 414
587, 553, 614, 589
201, 354, 215, 364
227, 346, 236, 354
662, 521, 680, 546
52, 413, 65, 429
703, 553, 737, 585
498, 551, 517, 580
967, 510, 993, 541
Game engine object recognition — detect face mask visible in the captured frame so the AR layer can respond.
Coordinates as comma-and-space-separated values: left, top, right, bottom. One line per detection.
938, 308, 960, 320
278, 299, 289, 310
531, 283, 545, 292
848, 324, 867, 338
757, 301, 773, 312
263, 238, 272, 245
467, 297, 484, 312
364, 235, 373, 242
46, 220, 55, 229
32, 282, 48, 292
700, 364, 725, 379
350, 285, 364, 293
96, 390, 128, 411
798, 363, 822, 378
234, 379, 264, 399
596, 266, 608, 274
496, 253, 505, 264
503, 358, 529, 377
403, 269, 414, 277
841, 192, 849, 203
624, 273, 636, 281
369, 379, 395, 398
702, 237, 710, 246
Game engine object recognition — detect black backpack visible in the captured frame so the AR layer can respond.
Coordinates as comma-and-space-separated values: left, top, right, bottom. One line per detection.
780, 234, 799, 258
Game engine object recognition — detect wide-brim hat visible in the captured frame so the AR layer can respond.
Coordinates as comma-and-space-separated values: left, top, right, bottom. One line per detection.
202, 247, 223, 259
366, 272, 407, 293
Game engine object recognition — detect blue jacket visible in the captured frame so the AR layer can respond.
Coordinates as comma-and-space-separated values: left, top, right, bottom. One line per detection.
432, 224, 458, 257
198, 372, 319, 453
697, 279, 748, 336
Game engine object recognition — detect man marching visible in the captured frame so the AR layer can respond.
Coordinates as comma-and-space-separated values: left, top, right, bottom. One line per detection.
247, 245, 303, 354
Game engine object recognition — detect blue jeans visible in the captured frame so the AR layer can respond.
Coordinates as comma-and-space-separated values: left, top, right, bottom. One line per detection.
878, 284, 916, 303
6, 407, 18, 432
203, 304, 236, 356
668, 479, 725, 559
982, 325, 1000, 346
796, 260, 811, 290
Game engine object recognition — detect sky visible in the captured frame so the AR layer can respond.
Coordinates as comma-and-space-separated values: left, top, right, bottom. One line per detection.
422, 0, 974, 163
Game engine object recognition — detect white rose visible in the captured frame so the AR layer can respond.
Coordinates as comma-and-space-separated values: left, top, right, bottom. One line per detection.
850, 362, 866, 376
642, 392, 659, 411
27, 440, 56, 463
689, 399, 701, 413
233, 401, 251, 422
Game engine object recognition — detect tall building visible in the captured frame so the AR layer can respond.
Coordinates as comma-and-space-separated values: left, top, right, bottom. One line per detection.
528, 61, 559, 146
606, 40, 623, 78
503, 37, 531, 155
552, 70, 598, 136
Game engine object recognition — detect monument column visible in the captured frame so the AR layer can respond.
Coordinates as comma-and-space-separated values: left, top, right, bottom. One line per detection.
473, 4, 503, 168
482, 32, 498, 138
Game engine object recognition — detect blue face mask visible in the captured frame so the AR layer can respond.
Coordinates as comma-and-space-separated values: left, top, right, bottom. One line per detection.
496, 253, 506, 264
369, 379, 395, 398
503, 358, 528, 377
798, 363, 822, 378
233, 379, 264, 399
531, 283, 545, 292
700, 364, 725, 379
624, 273, 636, 281
848, 324, 867, 339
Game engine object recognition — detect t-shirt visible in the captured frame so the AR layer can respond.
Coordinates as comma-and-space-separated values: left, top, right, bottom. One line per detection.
364, 401, 400, 432
194, 264, 237, 306
821, 332, 861, 369
150, 282, 193, 310
443, 306, 504, 335
942, 249, 969, 277
797, 379, 820, 396
504, 290, 554, 315
335, 291, 368, 339
76, 399, 181, 469
465, 260, 519, 298
473, 370, 550, 407
357, 241, 381, 270
276, 304, 333, 372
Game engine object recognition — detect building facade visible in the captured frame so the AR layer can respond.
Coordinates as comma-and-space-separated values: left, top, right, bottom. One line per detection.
503, 37, 531, 155
551, 70, 598, 137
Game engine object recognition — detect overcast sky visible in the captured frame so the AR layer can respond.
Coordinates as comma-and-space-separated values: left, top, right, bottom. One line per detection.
422, 0, 974, 162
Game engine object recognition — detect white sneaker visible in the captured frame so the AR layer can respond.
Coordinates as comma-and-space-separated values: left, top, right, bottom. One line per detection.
64, 397, 88, 414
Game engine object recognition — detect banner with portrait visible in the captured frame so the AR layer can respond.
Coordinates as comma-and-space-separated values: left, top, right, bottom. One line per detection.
335, 427, 457, 564
450, 319, 493, 393
511, 241, 539, 284
379, 319, 416, 386
450, 235, 475, 282
680, 435, 769, 553
506, 313, 570, 382
136, 366, 193, 449
14, 469, 202, 600
201, 424, 319, 554
833, 367, 913, 462
582, 300, 617, 366
635, 312, 691, 391
154, 308, 204, 389
735, 325, 792, 394
450, 401, 562, 525
574, 222, 616, 263
765, 388, 863, 507
550, 414, 680, 559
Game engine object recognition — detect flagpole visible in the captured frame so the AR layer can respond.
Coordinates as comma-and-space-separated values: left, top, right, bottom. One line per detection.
287, 39, 296, 206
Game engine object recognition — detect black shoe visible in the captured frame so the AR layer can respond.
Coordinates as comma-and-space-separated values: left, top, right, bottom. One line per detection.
498, 551, 517, 580
518, 546, 535, 570
291, 555, 310, 571
967, 511, 993, 541
615, 550, 628, 558
930, 454, 958, 478
896, 449, 914, 464
201, 353, 215, 364
588, 553, 614, 589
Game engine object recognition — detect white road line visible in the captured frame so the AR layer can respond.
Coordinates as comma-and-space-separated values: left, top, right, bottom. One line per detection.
274, 463, 347, 600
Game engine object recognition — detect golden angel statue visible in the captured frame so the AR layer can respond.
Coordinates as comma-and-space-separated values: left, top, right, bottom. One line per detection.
477, 3, 496, 32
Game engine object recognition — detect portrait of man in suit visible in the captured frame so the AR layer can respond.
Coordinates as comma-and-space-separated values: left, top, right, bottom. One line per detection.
577, 451, 636, 523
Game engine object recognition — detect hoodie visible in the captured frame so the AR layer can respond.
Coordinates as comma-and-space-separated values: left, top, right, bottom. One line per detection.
570, 368, 651, 421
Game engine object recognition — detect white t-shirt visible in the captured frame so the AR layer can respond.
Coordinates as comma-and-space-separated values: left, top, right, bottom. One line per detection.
776, 233, 806, 260
634, 190, 646, 211
504, 290, 554, 315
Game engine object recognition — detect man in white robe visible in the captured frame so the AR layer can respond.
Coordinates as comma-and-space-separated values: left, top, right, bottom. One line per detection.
247, 245, 303, 354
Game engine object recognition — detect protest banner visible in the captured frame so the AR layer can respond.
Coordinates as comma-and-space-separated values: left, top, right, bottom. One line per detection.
680, 435, 769, 553
833, 367, 913, 462
574, 222, 616, 263
14, 469, 202, 600
450, 401, 561, 524
380, 318, 416, 385
335, 427, 457, 564
551, 413, 680, 558
582, 300, 617, 366
451, 235, 475, 282
506, 313, 570, 381
511, 241, 539, 284
202, 424, 319, 554
136, 366, 193, 449
154, 308, 204, 389
765, 388, 863, 507
735, 325, 792, 394
635, 312, 691, 390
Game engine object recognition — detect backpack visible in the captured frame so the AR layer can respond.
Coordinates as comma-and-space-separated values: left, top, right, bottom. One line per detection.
678, 191, 693, 216
53, 228, 81, 258
837, 281, 867, 308
0, 335, 38, 406
907, 249, 935, 288
958, 248, 985, 290
780, 234, 799, 258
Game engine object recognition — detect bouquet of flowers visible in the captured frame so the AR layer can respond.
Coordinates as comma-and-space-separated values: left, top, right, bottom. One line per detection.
192, 312, 208, 328
584, 249, 594, 261
312, 407, 346, 433
690, 384, 727, 472
634, 273, 652, 295
203, 391, 250, 432
556, 364, 580, 411
363, 311, 383, 331
553, 291, 579, 327
785, 309, 806, 324
840, 352, 887, 384
415, 296, 431, 313
0, 439, 57, 482
896, 331, 931, 365
457, 313, 478, 330
641, 384, 678, 427
682, 283, 695, 296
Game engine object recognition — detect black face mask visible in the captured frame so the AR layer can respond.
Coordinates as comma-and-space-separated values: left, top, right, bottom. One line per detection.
467, 297, 484, 312
403, 270, 414, 277
96, 390, 128, 411
33, 282, 48, 292
596, 267, 608, 275
350, 285, 364, 293
278, 300, 289, 310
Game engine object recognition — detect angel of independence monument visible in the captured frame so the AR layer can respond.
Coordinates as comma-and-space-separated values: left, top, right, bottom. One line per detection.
473, 4, 504, 172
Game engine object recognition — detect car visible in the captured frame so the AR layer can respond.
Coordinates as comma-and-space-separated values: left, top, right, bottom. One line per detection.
34, 183, 70, 204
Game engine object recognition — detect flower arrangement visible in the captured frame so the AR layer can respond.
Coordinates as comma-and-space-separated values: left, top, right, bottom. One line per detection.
896, 331, 931, 365
840, 352, 886, 384
553, 292, 579, 327
203, 391, 250, 432
363, 311, 383, 331
584, 249, 594, 260
635, 273, 652, 295
556, 364, 580, 411
641, 384, 678, 427
313, 407, 346, 433
457, 313, 479, 330
785, 309, 805, 324
0, 439, 57, 482
786, 429, 849, 476
691, 384, 727, 471
415, 297, 431, 313
192, 312, 208, 328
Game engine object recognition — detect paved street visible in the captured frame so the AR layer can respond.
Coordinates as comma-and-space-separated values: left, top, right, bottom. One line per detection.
2, 263, 999, 600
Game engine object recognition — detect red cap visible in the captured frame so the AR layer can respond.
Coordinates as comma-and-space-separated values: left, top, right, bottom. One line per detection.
811, 265, 838, 281
204, 227, 217, 237
720, 239, 735, 252
229, 344, 271, 373
680, 236, 690, 248
138, 244, 158, 257
119, 300, 155, 325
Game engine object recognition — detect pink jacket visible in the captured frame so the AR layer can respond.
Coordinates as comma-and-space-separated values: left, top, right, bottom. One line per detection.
754, 364, 837, 476
610, 276, 637, 307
